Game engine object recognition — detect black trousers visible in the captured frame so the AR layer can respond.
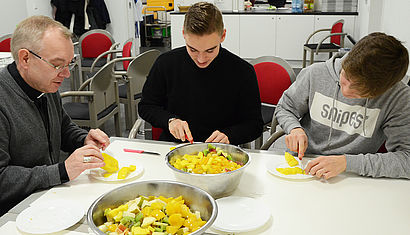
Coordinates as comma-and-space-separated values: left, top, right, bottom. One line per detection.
52, 0, 87, 37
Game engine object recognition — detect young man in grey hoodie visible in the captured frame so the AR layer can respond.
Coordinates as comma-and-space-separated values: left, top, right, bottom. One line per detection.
275, 32, 410, 180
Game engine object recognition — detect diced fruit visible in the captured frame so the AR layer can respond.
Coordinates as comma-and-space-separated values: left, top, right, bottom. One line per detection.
285, 152, 299, 167
276, 167, 305, 175
101, 153, 119, 173
118, 166, 131, 179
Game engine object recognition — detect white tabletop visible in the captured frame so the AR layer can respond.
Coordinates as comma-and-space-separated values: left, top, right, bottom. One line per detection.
1, 137, 410, 235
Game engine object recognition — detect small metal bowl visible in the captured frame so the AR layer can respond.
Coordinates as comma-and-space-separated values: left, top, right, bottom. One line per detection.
87, 180, 217, 235
166, 143, 251, 199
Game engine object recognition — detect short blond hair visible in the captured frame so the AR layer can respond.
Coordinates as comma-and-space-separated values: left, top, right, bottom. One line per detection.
11, 15, 72, 62
183, 2, 224, 36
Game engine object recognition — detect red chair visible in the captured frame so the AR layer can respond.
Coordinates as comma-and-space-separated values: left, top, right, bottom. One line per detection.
250, 56, 296, 149
303, 19, 347, 67
77, 29, 116, 75
0, 34, 12, 52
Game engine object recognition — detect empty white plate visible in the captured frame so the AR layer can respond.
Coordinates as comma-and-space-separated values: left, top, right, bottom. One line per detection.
212, 196, 271, 233
16, 199, 83, 234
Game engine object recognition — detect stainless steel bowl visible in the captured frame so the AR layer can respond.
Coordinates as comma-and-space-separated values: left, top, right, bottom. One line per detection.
166, 143, 251, 199
87, 180, 217, 235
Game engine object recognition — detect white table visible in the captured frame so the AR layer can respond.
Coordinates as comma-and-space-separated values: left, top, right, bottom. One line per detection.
1, 137, 410, 235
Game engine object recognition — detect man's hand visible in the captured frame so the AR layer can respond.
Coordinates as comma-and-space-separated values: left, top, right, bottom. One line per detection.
205, 130, 229, 144
285, 128, 308, 159
84, 129, 110, 150
304, 155, 347, 180
169, 118, 193, 143
65, 145, 105, 180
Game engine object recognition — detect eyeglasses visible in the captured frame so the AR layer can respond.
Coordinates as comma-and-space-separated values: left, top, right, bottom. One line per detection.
27, 49, 75, 72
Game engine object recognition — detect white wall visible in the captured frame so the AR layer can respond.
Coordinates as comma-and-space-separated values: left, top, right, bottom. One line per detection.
0, 0, 52, 35
358, 0, 410, 74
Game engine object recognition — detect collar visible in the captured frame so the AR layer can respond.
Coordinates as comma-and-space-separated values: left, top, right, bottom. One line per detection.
7, 62, 44, 101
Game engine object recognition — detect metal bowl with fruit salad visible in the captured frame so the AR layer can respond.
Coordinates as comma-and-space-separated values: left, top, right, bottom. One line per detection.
87, 180, 217, 235
166, 143, 251, 199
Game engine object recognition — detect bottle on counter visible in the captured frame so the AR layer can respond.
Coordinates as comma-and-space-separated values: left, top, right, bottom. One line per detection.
292, 0, 303, 13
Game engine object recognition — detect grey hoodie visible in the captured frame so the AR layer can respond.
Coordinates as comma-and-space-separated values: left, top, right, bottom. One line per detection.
275, 52, 410, 179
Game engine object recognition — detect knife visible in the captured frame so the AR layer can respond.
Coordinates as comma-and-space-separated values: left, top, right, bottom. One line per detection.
123, 148, 161, 155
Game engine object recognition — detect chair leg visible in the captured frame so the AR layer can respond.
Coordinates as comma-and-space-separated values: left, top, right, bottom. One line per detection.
129, 100, 137, 130
123, 102, 132, 130
303, 49, 307, 68
114, 112, 122, 137
255, 135, 263, 150
310, 51, 314, 66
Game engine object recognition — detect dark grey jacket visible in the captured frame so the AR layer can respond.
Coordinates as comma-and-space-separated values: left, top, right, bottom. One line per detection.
0, 66, 88, 213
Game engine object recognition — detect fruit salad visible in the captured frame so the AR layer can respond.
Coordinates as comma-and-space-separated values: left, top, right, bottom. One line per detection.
98, 195, 207, 235
169, 144, 243, 174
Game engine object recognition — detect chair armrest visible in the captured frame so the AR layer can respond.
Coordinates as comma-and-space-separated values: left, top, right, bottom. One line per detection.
90, 42, 121, 72
305, 28, 331, 44
315, 32, 348, 54
128, 118, 144, 139
260, 130, 285, 150
60, 91, 94, 98
78, 78, 93, 91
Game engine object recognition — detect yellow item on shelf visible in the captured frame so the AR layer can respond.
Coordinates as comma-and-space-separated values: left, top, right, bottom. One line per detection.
285, 152, 299, 167
101, 153, 119, 173
277, 167, 306, 175
146, 0, 174, 11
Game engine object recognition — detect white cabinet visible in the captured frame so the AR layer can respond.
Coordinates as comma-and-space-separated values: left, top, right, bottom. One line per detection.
171, 13, 357, 61
171, 14, 240, 55
276, 15, 315, 60
239, 15, 276, 59
170, 14, 185, 49
221, 15, 240, 55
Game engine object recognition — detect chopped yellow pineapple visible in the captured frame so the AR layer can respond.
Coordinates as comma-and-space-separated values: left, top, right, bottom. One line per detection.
101, 153, 119, 173
276, 167, 305, 175
285, 152, 299, 167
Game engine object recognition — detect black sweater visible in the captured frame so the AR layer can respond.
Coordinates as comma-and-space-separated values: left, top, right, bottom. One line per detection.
138, 46, 263, 145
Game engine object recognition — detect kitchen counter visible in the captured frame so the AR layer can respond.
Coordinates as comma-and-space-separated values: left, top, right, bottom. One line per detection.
171, 9, 358, 15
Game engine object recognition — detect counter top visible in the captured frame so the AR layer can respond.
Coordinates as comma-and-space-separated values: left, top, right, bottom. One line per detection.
171, 9, 358, 15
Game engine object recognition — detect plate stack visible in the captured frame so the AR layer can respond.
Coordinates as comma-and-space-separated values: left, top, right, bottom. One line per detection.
318, 0, 358, 12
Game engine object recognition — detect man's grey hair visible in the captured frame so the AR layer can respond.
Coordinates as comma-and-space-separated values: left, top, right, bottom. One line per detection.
11, 15, 72, 63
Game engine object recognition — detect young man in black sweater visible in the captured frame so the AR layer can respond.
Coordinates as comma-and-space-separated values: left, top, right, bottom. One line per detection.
138, 2, 263, 145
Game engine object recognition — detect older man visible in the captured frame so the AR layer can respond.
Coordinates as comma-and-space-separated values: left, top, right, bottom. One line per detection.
0, 16, 109, 215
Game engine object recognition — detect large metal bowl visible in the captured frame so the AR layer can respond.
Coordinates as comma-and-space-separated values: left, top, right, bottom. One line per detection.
166, 143, 251, 199
87, 180, 217, 235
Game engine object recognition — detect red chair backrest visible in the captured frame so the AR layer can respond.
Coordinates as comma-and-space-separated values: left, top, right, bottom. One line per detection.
0, 37, 11, 52
152, 127, 163, 140
253, 62, 292, 105
81, 33, 113, 58
330, 21, 344, 46
122, 40, 133, 70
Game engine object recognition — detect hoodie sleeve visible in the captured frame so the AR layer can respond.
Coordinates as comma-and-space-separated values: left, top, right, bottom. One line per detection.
275, 67, 311, 134
345, 86, 410, 179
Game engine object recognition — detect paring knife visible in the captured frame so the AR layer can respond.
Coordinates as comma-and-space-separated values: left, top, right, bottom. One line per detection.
123, 148, 161, 155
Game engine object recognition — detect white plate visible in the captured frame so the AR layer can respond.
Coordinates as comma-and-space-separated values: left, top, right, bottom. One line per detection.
16, 200, 83, 234
266, 161, 314, 180
212, 196, 271, 233
89, 153, 144, 182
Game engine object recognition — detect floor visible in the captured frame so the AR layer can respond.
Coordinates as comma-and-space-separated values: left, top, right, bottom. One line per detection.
61, 46, 302, 149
